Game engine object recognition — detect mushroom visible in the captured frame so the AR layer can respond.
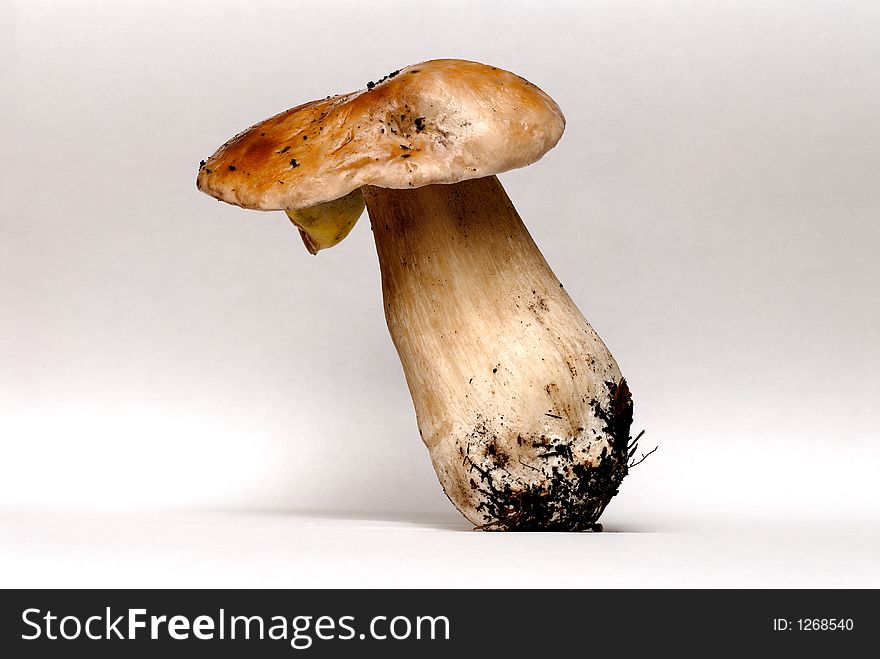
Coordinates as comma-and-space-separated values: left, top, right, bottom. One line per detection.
197, 59, 636, 531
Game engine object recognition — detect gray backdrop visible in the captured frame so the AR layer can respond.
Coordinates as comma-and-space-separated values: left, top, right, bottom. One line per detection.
2, 0, 878, 530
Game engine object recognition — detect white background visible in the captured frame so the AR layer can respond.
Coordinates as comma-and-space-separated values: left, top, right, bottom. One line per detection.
2, 0, 877, 587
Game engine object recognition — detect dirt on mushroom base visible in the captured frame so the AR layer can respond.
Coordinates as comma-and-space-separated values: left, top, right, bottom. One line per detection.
461, 379, 636, 532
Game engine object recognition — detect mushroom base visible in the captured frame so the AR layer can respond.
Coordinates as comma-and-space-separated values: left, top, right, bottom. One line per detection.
465, 379, 633, 531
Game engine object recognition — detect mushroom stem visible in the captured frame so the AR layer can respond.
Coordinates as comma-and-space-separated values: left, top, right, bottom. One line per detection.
363, 176, 633, 531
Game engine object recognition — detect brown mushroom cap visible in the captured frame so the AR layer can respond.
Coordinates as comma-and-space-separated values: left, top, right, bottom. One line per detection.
196, 59, 565, 211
